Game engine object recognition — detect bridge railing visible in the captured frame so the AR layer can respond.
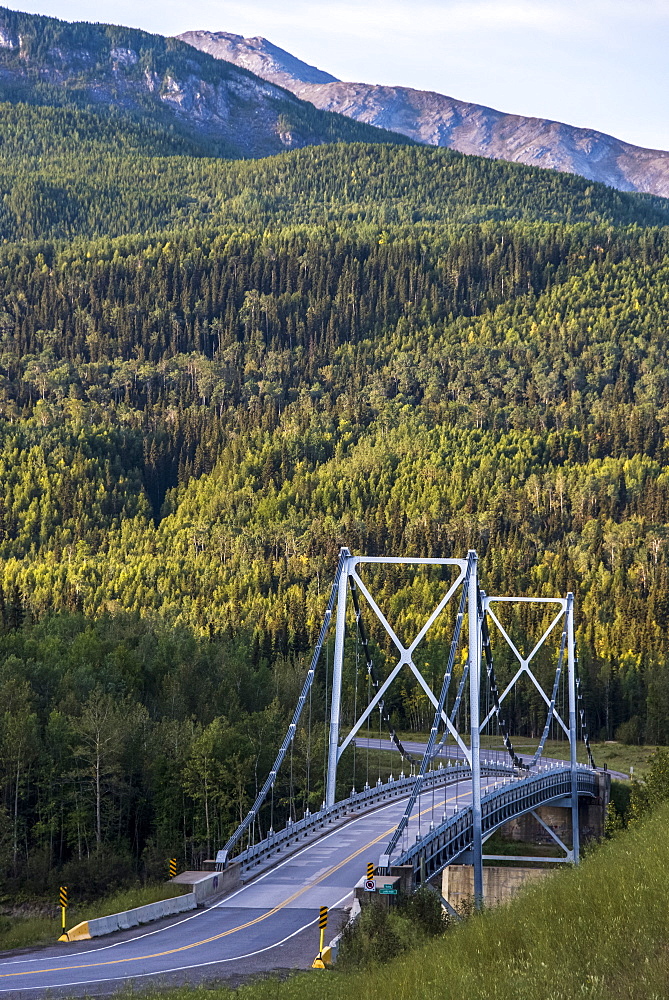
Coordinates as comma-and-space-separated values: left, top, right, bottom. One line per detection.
216, 760, 516, 873
390, 765, 598, 881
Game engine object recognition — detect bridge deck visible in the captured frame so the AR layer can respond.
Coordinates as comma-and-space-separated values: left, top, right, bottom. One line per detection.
0, 783, 477, 997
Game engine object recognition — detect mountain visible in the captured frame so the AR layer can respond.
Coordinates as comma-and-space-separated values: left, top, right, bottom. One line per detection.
179, 30, 669, 198
179, 30, 339, 89
0, 7, 412, 160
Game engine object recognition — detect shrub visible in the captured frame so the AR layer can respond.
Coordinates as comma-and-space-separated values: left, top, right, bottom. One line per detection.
337, 887, 447, 971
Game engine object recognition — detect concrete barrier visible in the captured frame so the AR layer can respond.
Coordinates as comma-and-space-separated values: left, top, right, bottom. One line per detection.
62, 892, 197, 942
171, 865, 241, 902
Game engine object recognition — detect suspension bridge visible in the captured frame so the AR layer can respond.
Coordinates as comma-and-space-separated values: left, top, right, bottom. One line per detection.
0, 549, 607, 996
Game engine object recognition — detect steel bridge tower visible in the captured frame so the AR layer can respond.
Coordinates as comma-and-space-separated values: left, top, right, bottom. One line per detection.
218, 547, 596, 908
324, 549, 582, 903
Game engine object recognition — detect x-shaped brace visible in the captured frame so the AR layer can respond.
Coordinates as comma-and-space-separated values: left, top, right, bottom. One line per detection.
337, 559, 472, 763
480, 597, 569, 738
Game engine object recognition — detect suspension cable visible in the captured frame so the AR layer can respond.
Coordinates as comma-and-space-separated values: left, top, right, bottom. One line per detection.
221, 548, 349, 862
478, 588, 526, 769
383, 553, 473, 862
323, 632, 329, 802
270, 781, 275, 835
353, 617, 359, 789
289, 733, 295, 821
366, 669, 371, 787
431, 652, 469, 760
576, 655, 596, 768
306, 680, 312, 808
526, 614, 567, 767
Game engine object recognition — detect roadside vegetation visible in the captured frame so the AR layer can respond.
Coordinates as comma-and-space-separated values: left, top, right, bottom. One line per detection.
0, 881, 186, 953
399, 735, 656, 774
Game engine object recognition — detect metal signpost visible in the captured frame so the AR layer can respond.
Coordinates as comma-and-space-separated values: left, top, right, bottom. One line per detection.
59, 886, 67, 937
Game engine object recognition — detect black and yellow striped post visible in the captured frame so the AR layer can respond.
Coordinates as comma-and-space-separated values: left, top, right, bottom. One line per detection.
59, 886, 68, 936
367, 862, 374, 880
318, 905, 328, 949
312, 906, 329, 968
168, 858, 177, 878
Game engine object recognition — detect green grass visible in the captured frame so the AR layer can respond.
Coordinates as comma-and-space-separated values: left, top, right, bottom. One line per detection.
506, 738, 653, 777
124, 802, 669, 1000
582, 742, 653, 777
480, 834, 564, 866
0, 882, 187, 953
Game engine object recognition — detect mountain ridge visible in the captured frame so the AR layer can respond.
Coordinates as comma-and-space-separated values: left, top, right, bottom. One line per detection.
0, 6, 412, 159
178, 29, 669, 198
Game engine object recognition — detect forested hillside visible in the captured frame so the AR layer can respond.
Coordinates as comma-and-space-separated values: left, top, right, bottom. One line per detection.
0, 88, 668, 899
0, 109, 668, 241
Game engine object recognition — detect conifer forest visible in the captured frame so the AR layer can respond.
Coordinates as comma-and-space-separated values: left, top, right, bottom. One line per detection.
1, 70, 669, 903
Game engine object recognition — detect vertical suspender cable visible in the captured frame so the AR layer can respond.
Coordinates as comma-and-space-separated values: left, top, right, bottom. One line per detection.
323, 636, 329, 803
220, 549, 348, 863
527, 617, 567, 767
353, 623, 359, 790
348, 576, 419, 764
479, 589, 526, 769
576, 656, 596, 768
431, 649, 470, 761
366, 671, 371, 787
306, 681, 312, 810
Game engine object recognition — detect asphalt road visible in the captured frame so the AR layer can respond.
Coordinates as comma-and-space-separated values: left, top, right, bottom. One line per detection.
0, 781, 478, 997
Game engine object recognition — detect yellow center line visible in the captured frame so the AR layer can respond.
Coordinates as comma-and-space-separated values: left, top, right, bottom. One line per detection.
0, 789, 473, 980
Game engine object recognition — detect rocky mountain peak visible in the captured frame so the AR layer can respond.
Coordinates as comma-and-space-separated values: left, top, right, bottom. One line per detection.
0, 6, 411, 160
177, 30, 339, 90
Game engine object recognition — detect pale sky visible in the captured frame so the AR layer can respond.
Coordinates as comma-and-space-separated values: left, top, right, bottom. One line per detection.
9, 0, 669, 150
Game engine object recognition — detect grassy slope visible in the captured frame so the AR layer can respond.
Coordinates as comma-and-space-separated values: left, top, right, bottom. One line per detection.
146, 802, 669, 1000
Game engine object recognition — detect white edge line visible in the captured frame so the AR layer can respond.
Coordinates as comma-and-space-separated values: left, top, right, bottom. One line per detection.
13, 780, 499, 993
0, 892, 355, 993
0, 790, 442, 969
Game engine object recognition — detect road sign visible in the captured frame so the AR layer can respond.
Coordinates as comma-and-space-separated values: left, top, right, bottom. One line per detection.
366, 862, 374, 879
319, 906, 328, 930
168, 858, 177, 878
59, 887, 68, 908
379, 888, 398, 895
364, 879, 376, 891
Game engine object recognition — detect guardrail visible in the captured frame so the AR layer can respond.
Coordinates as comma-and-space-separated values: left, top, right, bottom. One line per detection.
391, 765, 598, 881
216, 760, 515, 873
